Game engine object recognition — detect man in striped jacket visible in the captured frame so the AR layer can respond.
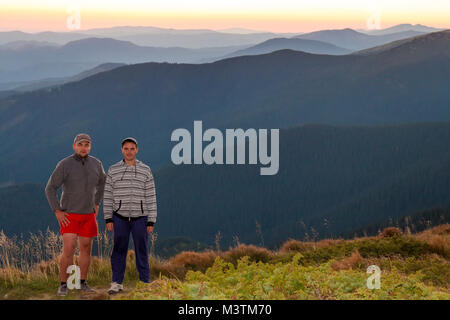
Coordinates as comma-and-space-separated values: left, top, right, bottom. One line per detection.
103, 137, 157, 294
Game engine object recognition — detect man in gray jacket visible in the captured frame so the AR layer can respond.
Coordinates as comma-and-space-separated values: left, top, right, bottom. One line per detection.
103, 137, 157, 294
45, 133, 106, 296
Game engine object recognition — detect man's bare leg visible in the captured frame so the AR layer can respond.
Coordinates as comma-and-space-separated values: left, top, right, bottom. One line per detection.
60, 233, 77, 282
78, 236, 93, 280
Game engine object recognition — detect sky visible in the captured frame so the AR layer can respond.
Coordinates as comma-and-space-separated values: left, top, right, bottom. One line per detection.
0, 0, 449, 33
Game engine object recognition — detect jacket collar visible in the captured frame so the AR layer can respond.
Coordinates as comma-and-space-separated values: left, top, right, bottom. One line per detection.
73, 153, 89, 161
122, 159, 139, 166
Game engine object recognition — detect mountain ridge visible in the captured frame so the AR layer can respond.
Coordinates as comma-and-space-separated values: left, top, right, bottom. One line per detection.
294, 28, 426, 50
223, 37, 351, 58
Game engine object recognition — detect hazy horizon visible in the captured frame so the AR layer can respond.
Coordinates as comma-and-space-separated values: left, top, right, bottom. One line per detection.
0, 23, 449, 35
1, 0, 449, 33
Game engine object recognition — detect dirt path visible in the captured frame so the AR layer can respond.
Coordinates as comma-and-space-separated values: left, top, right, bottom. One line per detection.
27, 286, 131, 300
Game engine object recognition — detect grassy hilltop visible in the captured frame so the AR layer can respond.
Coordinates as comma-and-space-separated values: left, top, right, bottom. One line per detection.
0, 224, 449, 300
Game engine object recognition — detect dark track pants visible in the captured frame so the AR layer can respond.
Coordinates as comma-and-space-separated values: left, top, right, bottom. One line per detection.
111, 214, 150, 284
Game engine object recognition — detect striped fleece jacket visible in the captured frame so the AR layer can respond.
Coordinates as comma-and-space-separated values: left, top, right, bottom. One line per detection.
103, 159, 157, 226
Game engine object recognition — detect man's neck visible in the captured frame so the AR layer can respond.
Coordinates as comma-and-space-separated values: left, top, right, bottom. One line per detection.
74, 153, 88, 160
124, 159, 136, 166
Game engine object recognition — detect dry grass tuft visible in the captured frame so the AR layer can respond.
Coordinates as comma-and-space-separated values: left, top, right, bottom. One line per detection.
414, 224, 450, 258
416, 224, 450, 237
315, 238, 345, 248
424, 235, 450, 258
331, 249, 364, 271
35, 258, 60, 276
223, 244, 273, 264
381, 227, 403, 238
150, 257, 186, 280
169, 250, 218, 273
279, 239, 314, 253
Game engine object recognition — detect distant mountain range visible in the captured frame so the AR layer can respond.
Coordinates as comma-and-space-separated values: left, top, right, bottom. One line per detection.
0, 24, 443, 85
293, 28, 426, 50
1, 24, 441, 46
0, 40, 59, 49
0, 30, 448, 184
0, 37, 247, 83
0, 63, 126, 94
216, 28, 280, 35
223, 38, 351, 58
352, 31, 445, 55
359, 23, 443, 35
0, 27, 301, 48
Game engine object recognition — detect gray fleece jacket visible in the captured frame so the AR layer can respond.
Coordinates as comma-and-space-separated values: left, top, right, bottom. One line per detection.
45, 153, 106, 214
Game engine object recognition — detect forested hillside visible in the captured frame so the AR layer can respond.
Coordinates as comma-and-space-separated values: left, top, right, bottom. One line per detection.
2, 122, 450, 248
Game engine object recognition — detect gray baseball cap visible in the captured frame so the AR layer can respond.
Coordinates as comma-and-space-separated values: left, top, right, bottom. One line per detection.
121, 137, 138, 146
73, 133, 91, 144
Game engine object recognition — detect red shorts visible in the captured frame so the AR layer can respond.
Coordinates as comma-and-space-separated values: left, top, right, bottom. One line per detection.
60, 212, 98, 237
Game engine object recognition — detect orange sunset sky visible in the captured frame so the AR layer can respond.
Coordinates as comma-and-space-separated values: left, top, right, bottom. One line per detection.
0, 0, 449, 33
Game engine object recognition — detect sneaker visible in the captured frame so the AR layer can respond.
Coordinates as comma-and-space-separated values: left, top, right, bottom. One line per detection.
108, 282, 124, 294
57, 283, 68, 296
80, 282, 96, 293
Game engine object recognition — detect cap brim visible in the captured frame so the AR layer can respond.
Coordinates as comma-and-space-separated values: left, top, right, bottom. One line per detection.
76, 139, 91, 143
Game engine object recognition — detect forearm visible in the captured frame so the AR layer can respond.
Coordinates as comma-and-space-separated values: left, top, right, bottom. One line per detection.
45, 184, 61, 212
45, 165, 64, 212
102, 195, 113, 220
95, 190, 105, 207
103, 172, 114, 221
145, 181, 157, 224
95, 165, 107, 206
147, 198, 157, 223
